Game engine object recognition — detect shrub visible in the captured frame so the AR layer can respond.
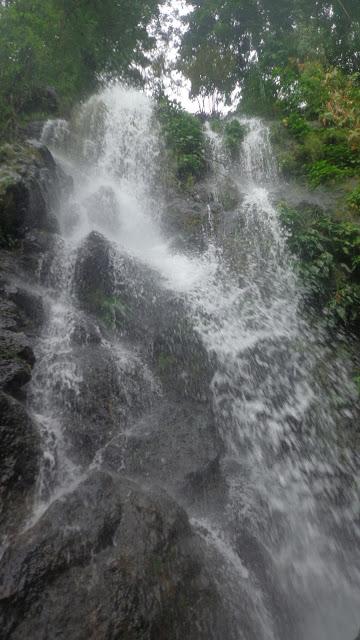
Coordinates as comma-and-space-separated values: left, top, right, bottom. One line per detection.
156, 97, 206, 184
308, 160, 349, 187
279, 202, 360, 332
347, 186, 360, 213
283, 114, 310, 140
224, 120, 247, 158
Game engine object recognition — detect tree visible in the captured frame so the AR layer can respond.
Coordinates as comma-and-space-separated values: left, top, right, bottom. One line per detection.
179, 0, 360, 108
0, 0, 162, 136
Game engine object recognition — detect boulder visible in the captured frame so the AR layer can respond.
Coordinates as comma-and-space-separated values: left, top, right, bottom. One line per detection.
0, 329, 35, 395
74, 231, 114, 313
24, 121, 46, 141
74, 232, 214, 402
21, 86, 59, 115
0, 278, 45, 336
0, 143, 62, 243
0, 392, 39, 532
0, 471, 229, 640
66, 344, 158, 463
102, 399, 226, 506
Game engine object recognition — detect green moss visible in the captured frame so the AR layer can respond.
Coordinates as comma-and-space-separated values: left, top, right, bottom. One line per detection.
83, 290, 130, 329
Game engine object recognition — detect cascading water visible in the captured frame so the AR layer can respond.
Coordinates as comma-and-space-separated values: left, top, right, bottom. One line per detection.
24, 86, 360, 639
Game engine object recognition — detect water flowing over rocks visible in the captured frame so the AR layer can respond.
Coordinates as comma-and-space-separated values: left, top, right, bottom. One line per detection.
0, 87, 359, 640
0, 472, 229, 640
0, 142, 69, 535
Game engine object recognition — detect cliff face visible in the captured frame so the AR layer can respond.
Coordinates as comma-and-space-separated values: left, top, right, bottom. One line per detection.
0, 137, 233, 640
0, 102, 359, 640
0, 142, 67, 535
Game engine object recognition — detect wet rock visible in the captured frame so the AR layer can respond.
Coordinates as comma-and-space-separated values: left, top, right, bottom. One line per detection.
0, 275, 46, 396
152, 319, 213, 402
24, 121, 46, 141
0, 142, 62, 242
70, 316, 102, 346
0, 393, 39, 532
21, 86, 59, 115
8, 288, 45, 332
0, 279, 46, 335
74, 231, 114, 313
162, 194, 209, 251
38, 340, 159, 465
0, 471, 228, 640
74, 231, 214, 402
102, 400, 225, 505
0, 330, 35, 395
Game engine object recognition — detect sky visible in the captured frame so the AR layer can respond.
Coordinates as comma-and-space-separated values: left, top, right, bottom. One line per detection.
153, 0, 238, 114
154, 0, 198, 112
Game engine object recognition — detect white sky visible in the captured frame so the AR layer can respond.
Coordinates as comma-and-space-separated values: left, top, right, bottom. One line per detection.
153, 0, 237, 114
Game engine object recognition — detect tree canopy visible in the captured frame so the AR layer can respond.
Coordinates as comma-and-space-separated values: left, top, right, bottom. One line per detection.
0, 0, 162, 135
179, 0, 360, 109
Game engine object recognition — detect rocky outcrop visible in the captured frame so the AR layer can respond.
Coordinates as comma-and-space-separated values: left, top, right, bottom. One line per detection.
0, 471, 230, 640
102, 399, 226, 507
0, 393, 40, 533
0, 280, 41, 532
0, 141, 70, 533
0, 142, 62, 241
74, 231, 214, 402
0, 140, 232, 639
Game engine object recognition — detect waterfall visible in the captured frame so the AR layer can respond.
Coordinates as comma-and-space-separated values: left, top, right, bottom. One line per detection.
19, 86, 360, 639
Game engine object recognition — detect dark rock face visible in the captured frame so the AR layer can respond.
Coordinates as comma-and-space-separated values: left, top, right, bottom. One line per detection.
74, 231, 114, 312
75, 232, 212, 400
102, 400, 225, 506
0, 141, 68, 534
21, 86, 59, 116
0, 277, 45, 398
74, 231, 214, 402
0, 393, 39, 532
0, 471, 228, 640
0, 281, 40, 533
0, 142, 66, 242
0, 142, 233, 639
24, 121, 46, 141
58, 344, 159, 465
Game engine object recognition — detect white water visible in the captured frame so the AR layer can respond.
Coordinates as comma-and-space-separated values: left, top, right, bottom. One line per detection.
37, 86, 360, 639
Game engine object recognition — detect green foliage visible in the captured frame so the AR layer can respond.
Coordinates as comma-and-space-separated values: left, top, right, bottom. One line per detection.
279, 203, 360, 331
156, 97, 206, 184
181, 1, 360, 106
224, 120, 247, 158
347, 186, 360, 213
0, 0, 161, 138
308, 160, 350, 187
283, 114, 310, 140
